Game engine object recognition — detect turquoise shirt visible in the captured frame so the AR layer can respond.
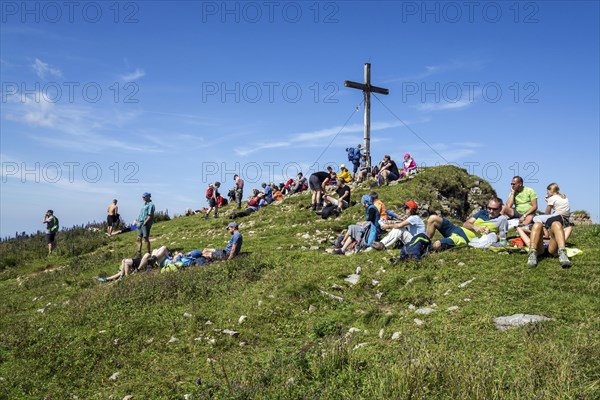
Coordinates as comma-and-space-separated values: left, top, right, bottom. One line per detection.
138, 201, 155, 225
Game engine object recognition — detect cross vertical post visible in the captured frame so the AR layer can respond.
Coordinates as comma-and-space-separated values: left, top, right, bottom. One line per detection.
344, 63, 389, 169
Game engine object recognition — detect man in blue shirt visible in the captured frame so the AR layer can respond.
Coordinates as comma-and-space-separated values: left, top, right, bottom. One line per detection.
136, 192, 155, 257
202, 222, 243, 261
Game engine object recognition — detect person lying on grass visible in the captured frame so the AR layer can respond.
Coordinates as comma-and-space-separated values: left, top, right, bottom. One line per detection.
97, 245, 171, 282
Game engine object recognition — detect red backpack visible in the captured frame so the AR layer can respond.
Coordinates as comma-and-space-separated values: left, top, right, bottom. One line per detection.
206, 186, 213, 199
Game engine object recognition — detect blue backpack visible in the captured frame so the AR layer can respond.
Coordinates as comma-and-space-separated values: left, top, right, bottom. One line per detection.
399, 233, 431, 260
347, 147, 360, 162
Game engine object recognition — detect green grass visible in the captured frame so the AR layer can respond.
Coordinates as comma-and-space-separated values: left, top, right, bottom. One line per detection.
1, 166, 599, 399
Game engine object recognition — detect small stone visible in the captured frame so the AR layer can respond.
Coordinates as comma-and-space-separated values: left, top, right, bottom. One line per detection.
447, 306, 459, 311
372, 279, 380, 286
239, 341, 247, 347
238, 315, 247, 324
183, 312, 192, 318
207, 338, 216, 345
223, 329, 239, 338
168, 336, 178, 343
98, 330, 107, 334
302, 234, 310, 239
331, 284, 343, 290
205, 320, 213, 325
348, 327, 361, 334
457, 262, 466, 267
286, 377, 295, 386
123, 396, 133, 400
109, 371, 120, 381
113, 339, 120, 345
414, 319, 425, 325
308, 305, 317, 313
376, 291, 383, 300
207, 358, 216, 363
444, 289, 452, 296
38, 327, 43, 332
494, 314, 552, 331
437, 259, 445, 264
378, 329, 384, 338
258, 300, 263, 307
408, 304, 416, 310
391, 332, 401, 340
36, 308, 45, 313
353, 342, 368, 350
309, 246, 319, 250
194, 337, 203, 342
345, 274, 360, 285
463, 298, 471, 302
356, 266, 362, 274
146, 337, 154, 344
458, 278, 475, 288
415, 308, 435, 315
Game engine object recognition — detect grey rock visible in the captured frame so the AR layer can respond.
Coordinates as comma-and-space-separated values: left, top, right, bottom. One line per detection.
447, 306, 459, 311
415, 307, 435, 315
391, 332, 401, 340
222, 329, 239, 338
308, 305, 317, 313
494, 314, 552, 331
414, 319, 425, 325
345, 274, 360, 285
109, 372, 120, 381
458, 278, 475, 288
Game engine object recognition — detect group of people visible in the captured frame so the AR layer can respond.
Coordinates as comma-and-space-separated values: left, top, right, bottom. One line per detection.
98, 221, 243, 282
327, 176, 573, 269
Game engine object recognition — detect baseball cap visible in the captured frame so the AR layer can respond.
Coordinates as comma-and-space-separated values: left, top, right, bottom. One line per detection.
142, 192, 151, 197
404, 153, 411, 158
404, 200, 418, 210
227, 222, 238, 229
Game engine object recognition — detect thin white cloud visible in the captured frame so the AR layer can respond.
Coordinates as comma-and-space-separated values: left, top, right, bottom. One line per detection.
235, 121, 407, 156
121, 68, 145, 81
416, 98, 473, 112
32, 58, 62, 79
385, 60, 486, 83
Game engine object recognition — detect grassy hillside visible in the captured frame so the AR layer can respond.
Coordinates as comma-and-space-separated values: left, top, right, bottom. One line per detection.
1, 166, 599, 399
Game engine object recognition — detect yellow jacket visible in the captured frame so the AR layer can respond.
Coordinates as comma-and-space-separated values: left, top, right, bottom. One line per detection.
337, 169, 352, 183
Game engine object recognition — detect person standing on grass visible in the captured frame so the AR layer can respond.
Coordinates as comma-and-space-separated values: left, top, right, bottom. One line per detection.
106, 199, 118, 236
136, 192, 155, 258
234, 174, 244, 209
42, 209, 59, 255
205, 182, 221, 219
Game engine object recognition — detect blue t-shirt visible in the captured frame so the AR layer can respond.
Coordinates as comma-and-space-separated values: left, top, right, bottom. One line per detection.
405, 215, 426, 237
264, 186, 273, 201
225, 232, 243, 256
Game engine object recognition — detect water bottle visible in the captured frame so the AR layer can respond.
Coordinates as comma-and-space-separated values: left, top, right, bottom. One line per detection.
499, 228, 507, 246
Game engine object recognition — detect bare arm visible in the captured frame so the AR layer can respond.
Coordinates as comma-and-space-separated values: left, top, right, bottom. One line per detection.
227, 244, 237, 260
463, 217, 487, 234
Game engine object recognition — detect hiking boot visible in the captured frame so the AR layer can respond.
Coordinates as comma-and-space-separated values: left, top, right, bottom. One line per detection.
371, 241, 385, 251
204, 213, 209, 219
332, 248, 344, 255
558, 248, 571, 268
214, 213, 219, 218
527, 250, 538, 268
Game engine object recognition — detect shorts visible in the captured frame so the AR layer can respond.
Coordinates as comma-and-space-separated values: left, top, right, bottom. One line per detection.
107, 214, 118, 226
347, 224, 366, 241
387, 171, 399, 181
437, 218, 469, 248
212, 249, 228, 260
138, 223, 152, 238
208, 198, 217, 207
309, 174, 324, 191
46, 232, 56, 244
544, 215, 570, 230
352, 161, 360, 173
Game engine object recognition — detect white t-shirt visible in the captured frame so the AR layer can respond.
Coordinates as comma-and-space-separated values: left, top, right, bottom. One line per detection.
406, 215, 426, 237
547, 194, 570, 217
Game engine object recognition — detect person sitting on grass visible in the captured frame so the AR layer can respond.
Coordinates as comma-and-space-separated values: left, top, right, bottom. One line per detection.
337, 164, 352, 184
330, 195, 380, 255
376, 155, 400, 186
399, 153, 417, 178
426, 197, 508, 252
526, 183, 572, 268
323, 179, 351, 211
97, 246, 171, 282
502, 176, 538, 226
370, 200, 425, 251
289, 173, 308, 195
229, 193, 266, 219
202, 222, 243, 261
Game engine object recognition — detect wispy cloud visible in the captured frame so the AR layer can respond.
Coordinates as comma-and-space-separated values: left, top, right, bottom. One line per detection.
234, 121, 406, 156
121, 68, 145, 81
32, 58, 62, 79
385, 60, 486, 83
416, 98, 473, 112
3, 92, 162, 153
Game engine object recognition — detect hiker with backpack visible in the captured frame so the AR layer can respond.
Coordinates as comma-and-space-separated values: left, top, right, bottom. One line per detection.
329, 194, 381, 255
289, 173, 308, 195
42, 209, 59, 255
370, 200, 425, 251
346, 144, 362, 180
426, 197, 508, 252
205, 182, 221, 219
322, 179, 351, 216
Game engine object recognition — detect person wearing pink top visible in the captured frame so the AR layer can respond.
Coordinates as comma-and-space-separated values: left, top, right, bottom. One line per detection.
399, 153, 417, 178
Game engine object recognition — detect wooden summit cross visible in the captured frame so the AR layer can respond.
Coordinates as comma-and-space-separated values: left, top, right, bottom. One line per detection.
344, 63, 389, 167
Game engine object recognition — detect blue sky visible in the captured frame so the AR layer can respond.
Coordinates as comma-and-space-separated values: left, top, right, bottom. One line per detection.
1, 1, 599, 238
